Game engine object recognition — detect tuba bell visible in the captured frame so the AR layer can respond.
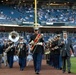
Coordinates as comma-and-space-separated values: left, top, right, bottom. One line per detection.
4, 31, 19, 53
8, 31, 19, 42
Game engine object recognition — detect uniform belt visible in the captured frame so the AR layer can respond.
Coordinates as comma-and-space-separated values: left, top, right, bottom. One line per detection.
36, 42, 43, 45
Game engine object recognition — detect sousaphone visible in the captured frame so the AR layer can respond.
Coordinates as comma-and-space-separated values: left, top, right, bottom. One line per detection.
8, 31, 19, 42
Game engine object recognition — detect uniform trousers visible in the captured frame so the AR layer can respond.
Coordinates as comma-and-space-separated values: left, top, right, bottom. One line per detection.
33, 53, 42, 73
0, 54, 2, 67
7, 55, 14, 68
62, 55, 71, 72
3, 52, 7, 66
19, 57, 26, 70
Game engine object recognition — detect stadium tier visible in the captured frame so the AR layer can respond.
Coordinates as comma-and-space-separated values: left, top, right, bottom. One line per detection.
0, 4, 76, 26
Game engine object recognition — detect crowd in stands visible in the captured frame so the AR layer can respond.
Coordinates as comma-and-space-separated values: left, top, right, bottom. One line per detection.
0, 4, 76, 25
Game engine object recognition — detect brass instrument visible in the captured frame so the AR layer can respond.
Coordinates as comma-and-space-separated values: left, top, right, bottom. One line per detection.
5, 44, 14, 53
44, 34, 61, 54
5, 31, 19, 53
17, 42, 24, 56
44, 40, 52, 55
8, 31, 19, 43
51, 41, 64, 50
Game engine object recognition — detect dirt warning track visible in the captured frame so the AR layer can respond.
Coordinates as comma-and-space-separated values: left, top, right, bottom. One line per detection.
0, 60, 75, 75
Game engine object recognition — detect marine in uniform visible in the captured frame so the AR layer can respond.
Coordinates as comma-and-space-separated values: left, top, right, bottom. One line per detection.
5, 40, 15, 68
17, 37, 27, 71
3, 39, 8, 66
0, 41, 3, 68
30, 28, 44, 74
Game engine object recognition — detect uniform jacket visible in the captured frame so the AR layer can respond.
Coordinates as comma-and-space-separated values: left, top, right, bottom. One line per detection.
7, 44, 15, 56
0, 44, 3, 54
30, 34, 44, 54
18, 43, 27, 58
60, 38, 74, 57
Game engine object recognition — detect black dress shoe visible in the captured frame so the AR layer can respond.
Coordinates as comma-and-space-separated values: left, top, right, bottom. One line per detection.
20, 68, 24, 71
35, 71, 39, 74
63, 71, 65, 73
10, 66, 13, 68
59, 68, 62, 70
68, 71, 71, 73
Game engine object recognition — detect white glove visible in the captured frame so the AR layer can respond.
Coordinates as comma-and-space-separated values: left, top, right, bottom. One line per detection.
3, 52, 7, 56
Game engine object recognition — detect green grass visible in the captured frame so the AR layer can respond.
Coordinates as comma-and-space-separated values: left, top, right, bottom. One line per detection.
71, 57, 76, 74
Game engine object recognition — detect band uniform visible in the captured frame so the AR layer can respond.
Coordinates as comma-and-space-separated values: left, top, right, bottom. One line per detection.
30, 29, 44, 74
3, 39, 8, 66
6, 40, 15, 68
17, 42, 27, 71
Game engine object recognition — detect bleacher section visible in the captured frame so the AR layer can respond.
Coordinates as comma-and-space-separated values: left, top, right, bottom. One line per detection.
0, 4, 76, 26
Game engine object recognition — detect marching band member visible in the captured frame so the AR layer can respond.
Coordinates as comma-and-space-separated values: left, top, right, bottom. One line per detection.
46, 35, 63, 69
17, 37, 27, 71
52, 35, 61, 69
0, 41, 3, 68
5, 40, 15, 68
30, 28, 44, 74
3, 39, 8, 66
49, 36, 57, 67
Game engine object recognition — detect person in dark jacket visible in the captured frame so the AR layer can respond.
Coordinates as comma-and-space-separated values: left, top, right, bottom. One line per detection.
17, 42, 27, 71
52, 35, 61, 69
3, 39, 8, 66
30, 28, 44, 74
5, 40, 15, 68
0, 42, 3, 68
60, 31, 74, 73
17, 37, 27, 71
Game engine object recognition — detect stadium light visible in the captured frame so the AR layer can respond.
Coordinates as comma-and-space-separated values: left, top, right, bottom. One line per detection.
67, 2, 69, 3
6, 0, 8, 1
1, 0, 3, 2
